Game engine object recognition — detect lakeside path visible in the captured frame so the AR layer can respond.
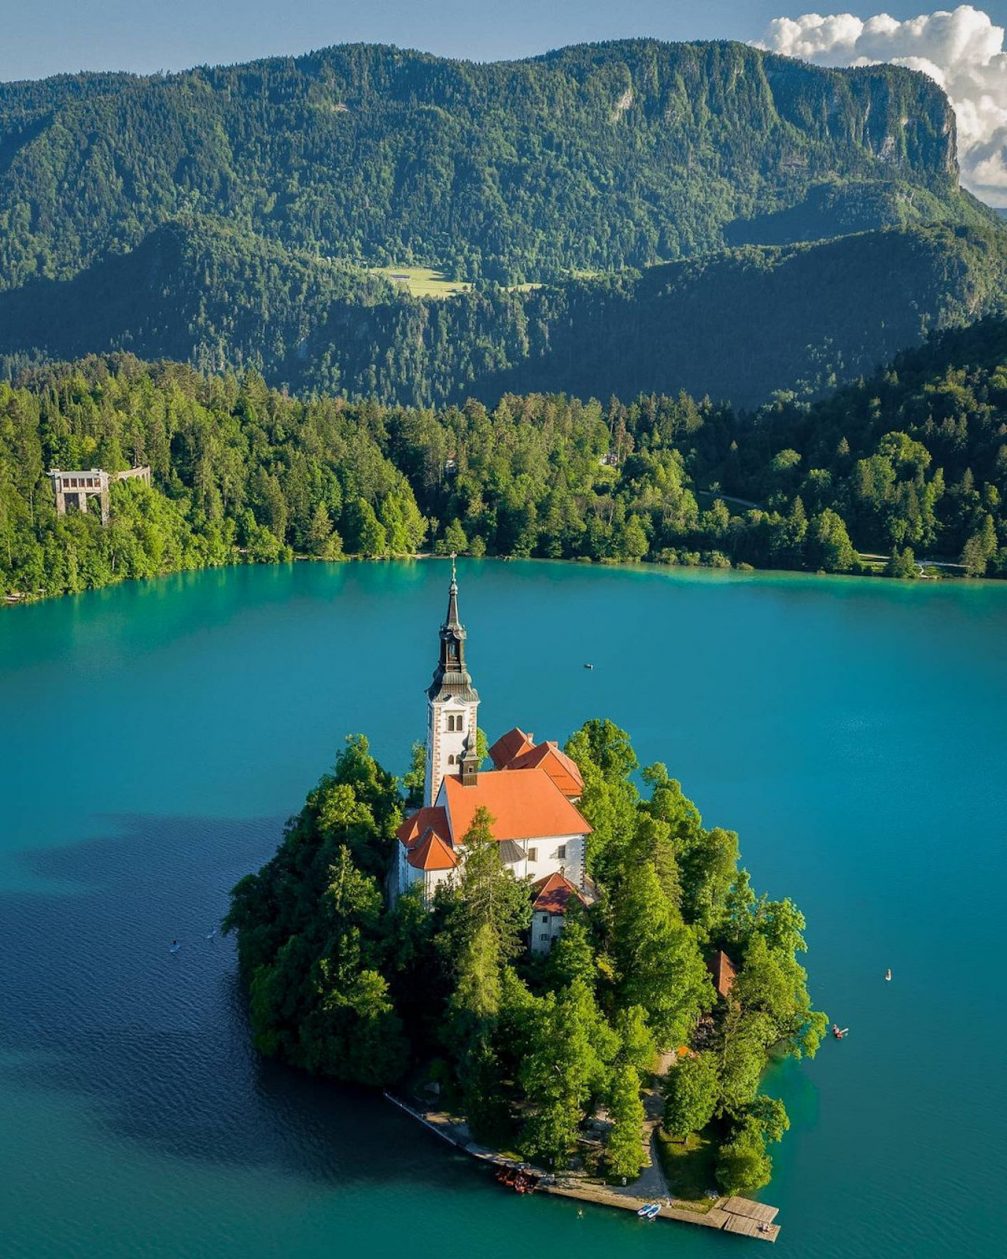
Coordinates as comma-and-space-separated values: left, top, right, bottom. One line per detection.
383, 1093, 780, 1243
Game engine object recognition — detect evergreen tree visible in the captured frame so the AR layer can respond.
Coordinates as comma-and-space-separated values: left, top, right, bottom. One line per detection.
606, 1064, 647, 1180
610, 861, 713, 1048
519, 978, 618, 1167
663, 1052, 720, 1139
961, 513, 998, 576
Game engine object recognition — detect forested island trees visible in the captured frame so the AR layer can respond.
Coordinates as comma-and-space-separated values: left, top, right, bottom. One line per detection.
224, 722, 825, 1196
2, 320, 1006, 603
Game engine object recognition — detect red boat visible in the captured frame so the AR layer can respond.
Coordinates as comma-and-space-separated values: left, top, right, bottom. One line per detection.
496, 1164, 539, 1194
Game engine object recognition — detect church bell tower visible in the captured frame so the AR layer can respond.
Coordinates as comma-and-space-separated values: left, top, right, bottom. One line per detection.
425, 557, 479, 805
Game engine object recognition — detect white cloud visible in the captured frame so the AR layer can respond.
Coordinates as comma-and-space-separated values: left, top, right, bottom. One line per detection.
757, 6, 1007, 206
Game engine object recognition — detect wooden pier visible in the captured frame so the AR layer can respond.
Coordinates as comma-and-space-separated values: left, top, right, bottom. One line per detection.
384, 1093, 780, 1242
543, 1179, 779, 1241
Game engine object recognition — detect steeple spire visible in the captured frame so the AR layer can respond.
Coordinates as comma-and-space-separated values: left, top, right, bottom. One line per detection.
443, 552, 461, 635
428, 557, 478, 702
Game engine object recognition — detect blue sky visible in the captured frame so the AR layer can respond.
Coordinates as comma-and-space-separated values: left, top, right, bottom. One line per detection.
3, 1, 999, 82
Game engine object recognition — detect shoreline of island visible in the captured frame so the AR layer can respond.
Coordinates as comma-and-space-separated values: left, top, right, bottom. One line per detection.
222, 575, 826, 1226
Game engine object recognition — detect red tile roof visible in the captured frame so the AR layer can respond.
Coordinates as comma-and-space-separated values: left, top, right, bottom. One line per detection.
407, 829, 458, 871
442, 768, 591, 844
503, 741, 584, 797
708, 950, 737, 999
531, 872, 585, 915
488, 727, 535, 769
396, 806, 449, 846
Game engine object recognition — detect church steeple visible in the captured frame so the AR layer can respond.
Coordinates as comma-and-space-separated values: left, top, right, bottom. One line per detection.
428, 555, 478, 703
424, 556, 479, 806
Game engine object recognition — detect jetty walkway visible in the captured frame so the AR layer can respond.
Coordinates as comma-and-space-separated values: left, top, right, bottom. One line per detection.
384, 1093, 780, 1243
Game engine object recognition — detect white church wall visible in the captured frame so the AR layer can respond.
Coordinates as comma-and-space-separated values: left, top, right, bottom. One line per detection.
499, 834, 585, 889
425, 695, 480, 805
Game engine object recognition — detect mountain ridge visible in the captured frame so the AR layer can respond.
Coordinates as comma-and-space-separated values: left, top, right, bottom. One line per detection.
0, 37, 989, 289
0, 36, 1003, 410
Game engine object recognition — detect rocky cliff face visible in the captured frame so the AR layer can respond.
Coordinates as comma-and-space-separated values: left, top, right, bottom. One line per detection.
759, 51, 958, 180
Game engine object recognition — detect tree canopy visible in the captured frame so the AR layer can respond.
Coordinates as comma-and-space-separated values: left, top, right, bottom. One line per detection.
4, 319, 1007, 604
226, 717, 823, 1194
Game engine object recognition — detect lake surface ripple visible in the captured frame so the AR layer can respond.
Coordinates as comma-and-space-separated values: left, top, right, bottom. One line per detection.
1, 560, 1005, 1258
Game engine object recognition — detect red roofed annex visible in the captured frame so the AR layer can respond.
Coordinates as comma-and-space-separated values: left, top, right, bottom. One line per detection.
392, 560, 592, 950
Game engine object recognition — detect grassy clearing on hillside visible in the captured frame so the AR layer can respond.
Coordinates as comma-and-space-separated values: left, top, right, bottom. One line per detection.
372, 265, 472, 298
655, 1128, 719, 1212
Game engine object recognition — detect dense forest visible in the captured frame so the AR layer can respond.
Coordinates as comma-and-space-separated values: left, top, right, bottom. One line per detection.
2, 321, 1005, 602
0, 39, 1003, 412
3, 221, 1007, 410
0, 40, 985, 289
224, 722, 824, 1195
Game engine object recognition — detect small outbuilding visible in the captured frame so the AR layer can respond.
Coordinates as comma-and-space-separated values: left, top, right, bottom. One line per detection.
529, 871, 586, 955
708, 949, 738, 1000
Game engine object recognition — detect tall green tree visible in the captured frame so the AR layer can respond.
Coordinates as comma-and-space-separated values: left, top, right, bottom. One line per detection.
606, 1064, 648, 1180
663, 1052, 720, 1139
519, 978, 618, 1167
609, 861, 713, 1048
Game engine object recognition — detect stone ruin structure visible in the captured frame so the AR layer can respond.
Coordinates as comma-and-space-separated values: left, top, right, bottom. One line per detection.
49, 466, 152, 526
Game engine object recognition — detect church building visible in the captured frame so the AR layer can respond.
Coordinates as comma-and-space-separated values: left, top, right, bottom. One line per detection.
393, 564, 592, 952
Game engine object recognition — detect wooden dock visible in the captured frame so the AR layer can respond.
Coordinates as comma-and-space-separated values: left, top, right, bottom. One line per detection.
542, 1179, 779, 1239
384, 1093, 780, 1242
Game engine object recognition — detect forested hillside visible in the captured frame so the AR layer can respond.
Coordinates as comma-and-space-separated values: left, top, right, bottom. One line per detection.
2, 324, 1005, 602
3, 222, 1006, 410
0, 40, 985, 288
0, 38, 1003, 409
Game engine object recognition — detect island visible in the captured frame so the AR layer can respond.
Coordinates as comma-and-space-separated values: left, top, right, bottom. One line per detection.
225, 566, 825, 1227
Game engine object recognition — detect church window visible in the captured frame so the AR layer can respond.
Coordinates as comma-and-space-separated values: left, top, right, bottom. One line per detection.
556, 845, 567, 860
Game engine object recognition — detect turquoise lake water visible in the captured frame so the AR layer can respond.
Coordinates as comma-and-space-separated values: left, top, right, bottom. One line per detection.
1, 559, 1005, 1258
